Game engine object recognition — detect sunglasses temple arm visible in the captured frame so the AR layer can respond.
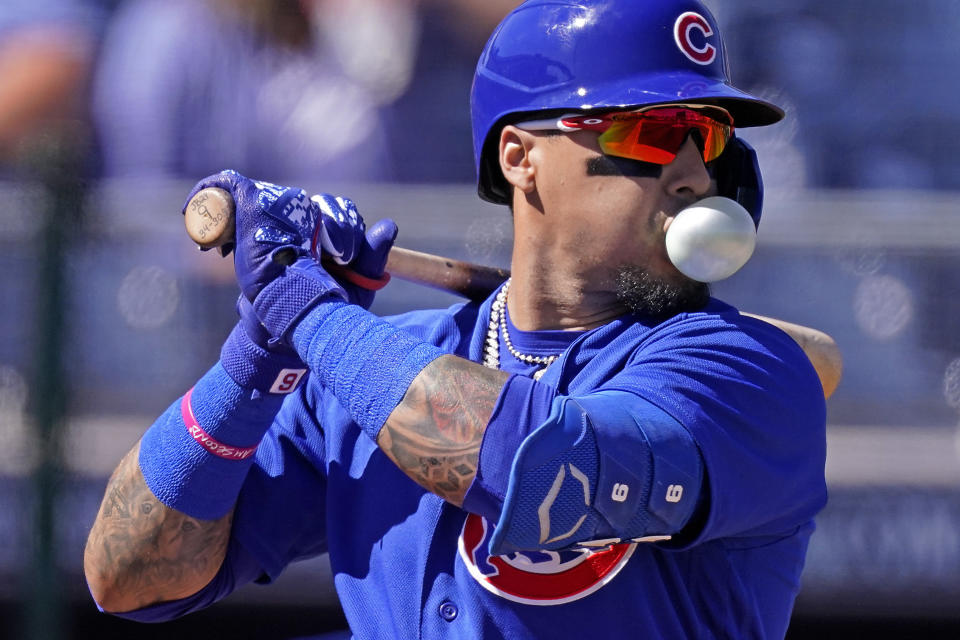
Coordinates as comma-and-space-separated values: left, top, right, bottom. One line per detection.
513, 116, 580, 132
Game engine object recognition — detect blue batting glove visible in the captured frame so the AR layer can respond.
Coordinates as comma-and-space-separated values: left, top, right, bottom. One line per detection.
184, 170, 351, 303
341, 218, 399, 309
183, 170, 348, 345
311, 193, 364, 265
310, 195, 398, 310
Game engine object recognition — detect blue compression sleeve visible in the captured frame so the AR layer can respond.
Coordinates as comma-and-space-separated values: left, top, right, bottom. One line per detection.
290, 301, 446, 441
139, 363, 285, 520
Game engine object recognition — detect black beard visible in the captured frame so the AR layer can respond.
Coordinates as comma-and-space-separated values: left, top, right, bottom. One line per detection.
614, 265, 710, 319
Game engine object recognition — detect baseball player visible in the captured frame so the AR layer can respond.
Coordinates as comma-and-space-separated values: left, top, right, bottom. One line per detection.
84, 0, 827, 638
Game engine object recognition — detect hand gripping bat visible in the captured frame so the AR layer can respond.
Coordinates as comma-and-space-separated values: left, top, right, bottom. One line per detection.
184, 187, 842, 398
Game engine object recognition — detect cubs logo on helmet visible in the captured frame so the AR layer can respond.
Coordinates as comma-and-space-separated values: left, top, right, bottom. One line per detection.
458, 514, 636, 605
674, 11, 717, 65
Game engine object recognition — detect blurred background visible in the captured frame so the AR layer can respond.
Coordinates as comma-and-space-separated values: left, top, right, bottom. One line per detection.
1, 0, 958, 637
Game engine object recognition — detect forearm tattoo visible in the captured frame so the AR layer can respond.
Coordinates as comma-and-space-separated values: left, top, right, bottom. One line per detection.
83, 442, 232, 612
379, 355, 510, 506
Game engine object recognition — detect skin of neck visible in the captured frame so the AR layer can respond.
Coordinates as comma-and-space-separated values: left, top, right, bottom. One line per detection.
507, 194, 630, 332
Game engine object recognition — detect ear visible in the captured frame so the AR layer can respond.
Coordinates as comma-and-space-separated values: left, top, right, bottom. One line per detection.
498, 125, 537, 194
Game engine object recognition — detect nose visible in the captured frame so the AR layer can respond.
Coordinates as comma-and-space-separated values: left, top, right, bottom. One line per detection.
662, 137, 713, 200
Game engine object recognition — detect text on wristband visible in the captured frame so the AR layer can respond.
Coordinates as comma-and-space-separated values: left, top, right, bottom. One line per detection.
181, 388, 258, 460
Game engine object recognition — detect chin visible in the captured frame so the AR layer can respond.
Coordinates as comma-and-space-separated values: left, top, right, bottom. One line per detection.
613, 264, 710, 319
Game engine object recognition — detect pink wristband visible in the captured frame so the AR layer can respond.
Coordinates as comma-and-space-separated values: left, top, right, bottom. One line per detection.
181, 387, 258, 461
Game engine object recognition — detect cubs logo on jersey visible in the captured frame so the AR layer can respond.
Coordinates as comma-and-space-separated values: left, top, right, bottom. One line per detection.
457, 514, 636, 605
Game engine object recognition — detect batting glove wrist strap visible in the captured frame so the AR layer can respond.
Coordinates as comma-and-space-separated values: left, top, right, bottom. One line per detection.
139, 363, 284, 520
291, 302, 446, 442
252, 256, 347, 345
220, 322, 307, 394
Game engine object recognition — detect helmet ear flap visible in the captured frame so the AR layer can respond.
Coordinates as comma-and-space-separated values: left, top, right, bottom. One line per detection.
714, 136, 764, 228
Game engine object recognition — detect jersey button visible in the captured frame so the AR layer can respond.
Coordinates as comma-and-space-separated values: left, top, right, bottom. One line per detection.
439, 601, 458, 622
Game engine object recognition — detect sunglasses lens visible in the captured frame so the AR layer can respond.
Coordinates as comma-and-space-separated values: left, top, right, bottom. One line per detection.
697, 118, 732, 162
594, 108, 732, 165
598, 120, 685, 164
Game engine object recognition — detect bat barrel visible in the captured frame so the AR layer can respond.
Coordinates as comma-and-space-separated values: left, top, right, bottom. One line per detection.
386, 248, 508, 302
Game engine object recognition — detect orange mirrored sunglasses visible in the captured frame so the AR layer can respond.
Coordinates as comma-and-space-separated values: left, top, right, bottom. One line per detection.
517, 104, 734, 165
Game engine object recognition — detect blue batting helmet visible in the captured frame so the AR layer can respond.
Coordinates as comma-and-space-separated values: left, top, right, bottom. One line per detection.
471, 0, 783, 223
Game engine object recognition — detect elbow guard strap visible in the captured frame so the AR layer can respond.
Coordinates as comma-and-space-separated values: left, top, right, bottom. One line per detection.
489, 391, 703, 555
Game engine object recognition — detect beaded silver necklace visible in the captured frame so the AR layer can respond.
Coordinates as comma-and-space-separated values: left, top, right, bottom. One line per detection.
483, 279, 560, 381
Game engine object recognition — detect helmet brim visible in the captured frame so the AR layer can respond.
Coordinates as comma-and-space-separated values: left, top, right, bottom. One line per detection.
538, 71, 784, 127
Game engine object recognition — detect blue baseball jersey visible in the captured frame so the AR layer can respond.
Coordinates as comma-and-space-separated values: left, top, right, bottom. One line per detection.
123, 294, 827, 638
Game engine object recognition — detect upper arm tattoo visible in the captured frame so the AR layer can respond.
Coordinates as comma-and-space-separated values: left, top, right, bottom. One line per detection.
84, 441, 233, 612
378, 355, 510, 505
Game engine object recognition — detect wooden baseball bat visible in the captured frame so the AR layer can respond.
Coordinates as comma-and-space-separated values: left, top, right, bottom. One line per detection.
184, 187, 842, 398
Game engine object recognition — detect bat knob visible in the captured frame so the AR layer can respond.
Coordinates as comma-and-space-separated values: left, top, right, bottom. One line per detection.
185, 187, 235, 249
